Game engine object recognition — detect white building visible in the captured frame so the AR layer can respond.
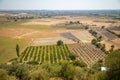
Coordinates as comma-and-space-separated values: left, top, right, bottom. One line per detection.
101, 67, 107, 71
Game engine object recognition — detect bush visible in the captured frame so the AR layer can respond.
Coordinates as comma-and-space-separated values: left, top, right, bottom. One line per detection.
92, 61, 103, 71
69, 53, 76, 61
59, 62, 77, 80
31, 69, 49, 80
8, 64, 30, 80
77, 21, 80, 24
105, 50, 120, 80
101, 26, 105, 29
91, 39, 97, 45
27, 61, 39, 65
72, 60, 87, 67
57, 40, 63, 46
84, 26, 89, 29
97, 36, 102, 42
89, 71, 107, 80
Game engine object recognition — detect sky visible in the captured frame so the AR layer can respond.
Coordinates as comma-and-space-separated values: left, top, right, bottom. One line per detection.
0, 0, 120, 10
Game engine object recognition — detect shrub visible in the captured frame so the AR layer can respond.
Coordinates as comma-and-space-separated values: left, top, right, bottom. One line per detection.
59, 62, 77, 80
30, 69, 49, 80
105, 50, 120, 80
101, 26, 105, 29
57, 40, 63, 46
27, 61, 39, 65
69, 53, 76, 61
77, 21, 80, 24
72, 60, 87, 67
89, 71, 107, 80
84, 26, 89, 29
8, 64, 30, 80
91, 39, 97, 45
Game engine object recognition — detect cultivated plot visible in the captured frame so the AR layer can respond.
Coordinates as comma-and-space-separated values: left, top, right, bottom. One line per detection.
70, 30, 94, 43
68, 43, 106, 66
31, 37, 75, 46
19, 44, 71, 64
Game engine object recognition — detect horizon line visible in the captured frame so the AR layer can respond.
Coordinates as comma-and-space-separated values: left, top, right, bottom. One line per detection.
0, 9, 120, 11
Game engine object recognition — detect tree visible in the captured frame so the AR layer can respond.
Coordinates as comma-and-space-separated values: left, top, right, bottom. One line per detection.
8, 64, 30, 80
70, 21, 73, 24
97, 36, 102, 42
77, 21, 80, 24
110, 45, 115, 51
57, 40, 63, 46
91, 39, 97, 45
60, 62, 77, 80
105, 50, 120, 80
72, 60, 87, 67
31, 69, 49, 80
89, 71, 107, 80
16, 44, 20, 57
69, 53, 76, 61
101, 26, 105, 29
84, 26, 89, 29
96, 43, 101, 48
101, 44, 106, 52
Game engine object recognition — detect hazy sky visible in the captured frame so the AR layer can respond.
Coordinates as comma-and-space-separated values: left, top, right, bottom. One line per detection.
0, 0, 120, 10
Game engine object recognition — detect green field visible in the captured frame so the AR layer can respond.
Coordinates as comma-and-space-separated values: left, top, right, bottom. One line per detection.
19, 44, 72, 64
0, 37, 29, 63
0, 21, 62, 30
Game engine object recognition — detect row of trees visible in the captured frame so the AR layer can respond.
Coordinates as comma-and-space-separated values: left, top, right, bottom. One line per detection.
7, 16, 34, 22
89, 29, 106, 52
69, 21, 80, 24
89, 29, 98, 37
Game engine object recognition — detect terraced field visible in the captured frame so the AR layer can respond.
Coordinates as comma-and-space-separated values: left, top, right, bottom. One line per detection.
68, 42, 106, 66
19, 44, 71, 64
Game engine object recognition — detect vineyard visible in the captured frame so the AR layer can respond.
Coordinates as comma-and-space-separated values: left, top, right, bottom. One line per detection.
68, 42, 106, 66
19, 44, 71, 64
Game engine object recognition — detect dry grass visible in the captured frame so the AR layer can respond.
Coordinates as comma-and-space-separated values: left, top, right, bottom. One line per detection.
101, 39, 120, 50
71, 30, 94, 43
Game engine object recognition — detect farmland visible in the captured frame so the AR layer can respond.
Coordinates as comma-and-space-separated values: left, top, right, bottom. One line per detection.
0, 36, 28, 63
89, 26, 120, 50
68, 42, 105, 66
0, 10, 119, 80
0, 11, 120, 66
19, 44, 71, 64
0, 1, 120, 79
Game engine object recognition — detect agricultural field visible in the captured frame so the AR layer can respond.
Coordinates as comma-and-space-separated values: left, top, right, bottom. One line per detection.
0, 36, 29, 64
68, 42, 106, 66
98, 30, 118, 40
101, 39, 120, 50
31, 37, 75, 46
107, 26, 120, 35
70, 30, 94, 43
19, 44, 71, 64
0, 11, 120, 65
89, 26, 120, 50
